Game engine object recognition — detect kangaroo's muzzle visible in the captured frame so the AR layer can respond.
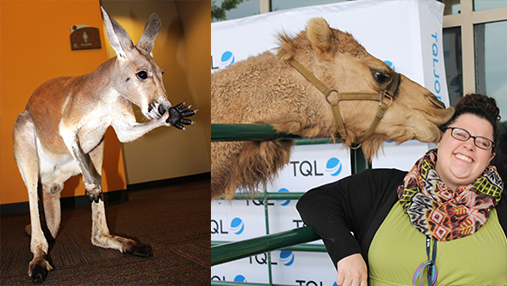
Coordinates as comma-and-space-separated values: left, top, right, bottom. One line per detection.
147, 99, 171, 120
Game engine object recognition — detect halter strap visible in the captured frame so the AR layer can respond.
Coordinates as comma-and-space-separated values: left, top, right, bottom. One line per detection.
284, 56, 400, 143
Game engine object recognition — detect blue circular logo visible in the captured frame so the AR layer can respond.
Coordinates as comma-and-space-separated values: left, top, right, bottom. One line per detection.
384, 60, 395, 71
230, 217, 244, 235
279, 251, 295, 266
276, 188, 291, 206
221, 51, 235, 67
326, 157, 342, 177
234, 275, 247, 282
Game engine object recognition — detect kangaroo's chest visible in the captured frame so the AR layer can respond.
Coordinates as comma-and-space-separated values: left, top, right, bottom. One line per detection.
75, 106, 114, 154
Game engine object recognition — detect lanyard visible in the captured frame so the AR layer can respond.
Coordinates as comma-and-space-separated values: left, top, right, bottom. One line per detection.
413, 236, 438, 286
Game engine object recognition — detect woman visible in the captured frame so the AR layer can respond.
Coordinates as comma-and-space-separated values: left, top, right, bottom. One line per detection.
297, 94, 507, 285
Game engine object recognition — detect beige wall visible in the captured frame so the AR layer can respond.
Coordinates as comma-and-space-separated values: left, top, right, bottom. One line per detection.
101, 0, 211, 184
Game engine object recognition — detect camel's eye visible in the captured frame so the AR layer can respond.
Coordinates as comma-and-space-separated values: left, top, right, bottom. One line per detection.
371, 69, 390, 84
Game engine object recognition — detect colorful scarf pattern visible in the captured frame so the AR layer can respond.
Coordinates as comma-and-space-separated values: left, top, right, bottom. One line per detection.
397, 149, 503, 241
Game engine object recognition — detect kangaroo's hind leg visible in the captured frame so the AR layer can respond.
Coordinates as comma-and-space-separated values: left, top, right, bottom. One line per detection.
13, 110, 53, 283
88, 140, 153, 257
41, 184, 63, 240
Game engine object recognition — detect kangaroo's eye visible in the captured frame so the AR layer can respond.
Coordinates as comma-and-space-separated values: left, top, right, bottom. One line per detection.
136, 71, 148, 80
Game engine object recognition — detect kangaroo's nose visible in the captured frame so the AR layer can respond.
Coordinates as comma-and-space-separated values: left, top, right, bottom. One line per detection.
158, 104, 166, 115
148, 100, 168, 118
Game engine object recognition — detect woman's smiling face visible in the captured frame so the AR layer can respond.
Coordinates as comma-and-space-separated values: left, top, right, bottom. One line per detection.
435, 113, 496, 190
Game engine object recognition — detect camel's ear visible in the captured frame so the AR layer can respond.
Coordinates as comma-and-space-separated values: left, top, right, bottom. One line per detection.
307, 18, 334, 59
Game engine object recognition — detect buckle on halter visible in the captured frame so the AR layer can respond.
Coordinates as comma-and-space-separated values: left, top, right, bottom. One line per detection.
376, 91, 394, 119
381, 90, 394, 108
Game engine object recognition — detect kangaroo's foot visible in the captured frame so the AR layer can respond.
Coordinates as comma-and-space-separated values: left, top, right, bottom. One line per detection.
28, 257, 53, 284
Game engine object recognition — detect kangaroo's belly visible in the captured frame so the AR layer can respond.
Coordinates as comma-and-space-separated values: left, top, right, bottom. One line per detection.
37, 137, 81, 186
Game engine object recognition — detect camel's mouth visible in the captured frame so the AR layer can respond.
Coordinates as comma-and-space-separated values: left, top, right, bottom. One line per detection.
413, 101, 455, 126
429, 95, 446, 109
431, 106, 455, 125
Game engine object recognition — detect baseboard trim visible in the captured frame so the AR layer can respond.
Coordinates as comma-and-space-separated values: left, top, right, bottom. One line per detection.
1, 189, 128, 217
127, 172, 210, 191
0, 172, 210, 216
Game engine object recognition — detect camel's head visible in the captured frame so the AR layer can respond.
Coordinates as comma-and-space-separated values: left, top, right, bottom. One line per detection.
278, 18, 454, 159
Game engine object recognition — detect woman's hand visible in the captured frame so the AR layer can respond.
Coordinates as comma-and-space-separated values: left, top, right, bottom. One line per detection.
336, 253, 368, 286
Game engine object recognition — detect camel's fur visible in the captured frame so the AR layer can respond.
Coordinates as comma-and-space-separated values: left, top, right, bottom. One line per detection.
211, 18, 454, 199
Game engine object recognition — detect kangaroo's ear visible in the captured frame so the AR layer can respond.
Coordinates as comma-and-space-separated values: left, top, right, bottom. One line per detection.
101, 7, 134, 59
136, 13, 161, 55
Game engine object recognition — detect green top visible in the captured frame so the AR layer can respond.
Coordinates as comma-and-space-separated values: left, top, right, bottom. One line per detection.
369, 203, 507, 285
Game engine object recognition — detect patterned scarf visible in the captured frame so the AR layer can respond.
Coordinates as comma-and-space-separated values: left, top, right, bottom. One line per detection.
397, 149, 503, 241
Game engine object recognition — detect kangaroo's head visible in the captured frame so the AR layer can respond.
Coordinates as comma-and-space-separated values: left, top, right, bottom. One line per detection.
101, 7, 170, 121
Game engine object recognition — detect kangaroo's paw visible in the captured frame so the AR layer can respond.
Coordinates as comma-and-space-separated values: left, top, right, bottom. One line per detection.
166, 102, 198, 130
123, 239, 153, 257
84, 183, 102, 203
28, 257, 53, 284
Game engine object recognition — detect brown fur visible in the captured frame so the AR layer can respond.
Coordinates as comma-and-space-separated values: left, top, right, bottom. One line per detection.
211, 18, 454, 199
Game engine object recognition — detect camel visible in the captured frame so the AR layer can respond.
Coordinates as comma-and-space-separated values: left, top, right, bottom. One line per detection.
211, 18, 454, 199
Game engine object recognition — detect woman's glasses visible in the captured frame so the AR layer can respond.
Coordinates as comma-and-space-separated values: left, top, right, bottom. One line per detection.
446, 127, 495, 150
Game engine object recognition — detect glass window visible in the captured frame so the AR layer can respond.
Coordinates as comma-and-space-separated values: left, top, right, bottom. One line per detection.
443, 27, 462, 107
474, 0, 507, 11
474, 21, 507, 118
474, 20, 507, 180
271, 0, 347, 11
212, 0, 260, 22
444, 0, 461, 15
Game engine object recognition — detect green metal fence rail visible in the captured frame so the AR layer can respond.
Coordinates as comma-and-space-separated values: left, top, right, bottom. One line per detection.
211, 240, 327, 253
212, 123, 301, 141
217, 192, 306, 200
211, 123, 370, 285
211, 226, 321, 265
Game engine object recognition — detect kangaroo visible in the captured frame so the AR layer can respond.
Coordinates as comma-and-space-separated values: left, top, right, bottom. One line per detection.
12, 7, 196, 283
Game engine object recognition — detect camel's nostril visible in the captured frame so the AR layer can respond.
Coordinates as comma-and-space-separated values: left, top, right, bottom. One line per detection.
158, 104, 166, 115
429, 96, 446, 109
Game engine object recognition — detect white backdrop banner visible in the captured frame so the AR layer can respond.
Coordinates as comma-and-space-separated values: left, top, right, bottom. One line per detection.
212, 0, 447, 284
211, 0, 449, 106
